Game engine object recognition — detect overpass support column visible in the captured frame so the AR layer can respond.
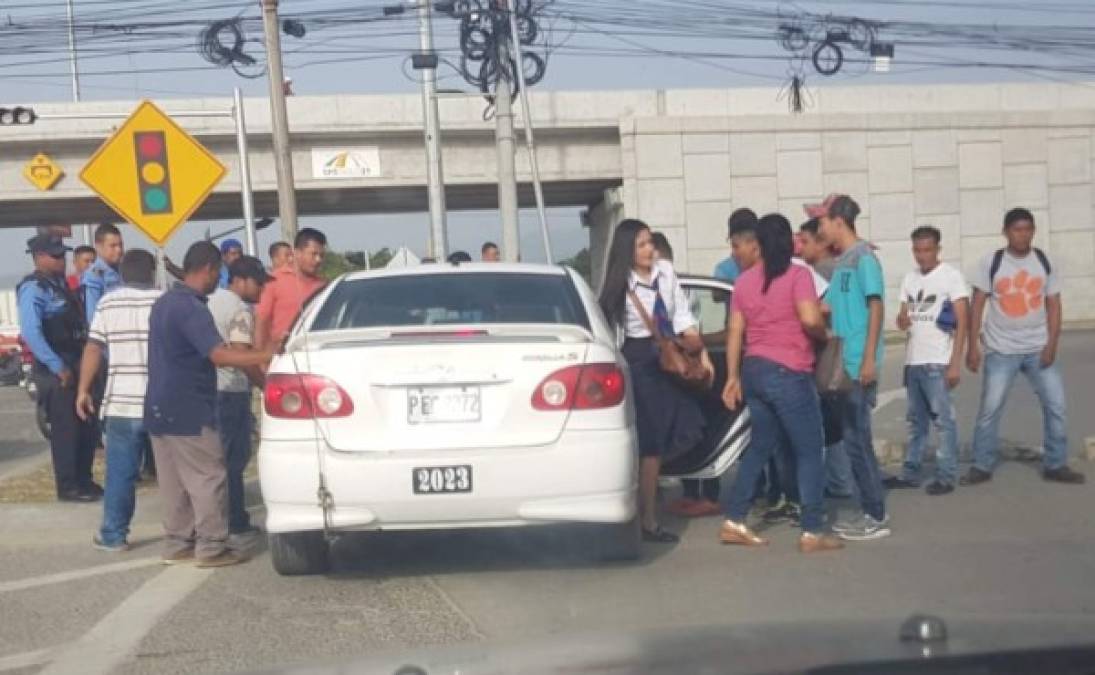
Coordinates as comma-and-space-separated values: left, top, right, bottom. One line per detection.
584, 187, 624, 293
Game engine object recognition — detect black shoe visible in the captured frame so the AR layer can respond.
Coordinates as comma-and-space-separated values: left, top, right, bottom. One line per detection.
762, 502, 800, 524
58, 490, 97, 503
925, 481, 955, 496
1044, 466, 1086, 484
883, 476, 921, 489
82, 482, 104, 497
959, 467, 993, 486
641, 526, 680, 543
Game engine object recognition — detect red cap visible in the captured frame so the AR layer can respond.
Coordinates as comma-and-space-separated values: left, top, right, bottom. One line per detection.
804, 193, 839, 218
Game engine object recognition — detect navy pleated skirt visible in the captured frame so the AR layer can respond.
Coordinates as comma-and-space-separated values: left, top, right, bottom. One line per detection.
622, 337, 706, 459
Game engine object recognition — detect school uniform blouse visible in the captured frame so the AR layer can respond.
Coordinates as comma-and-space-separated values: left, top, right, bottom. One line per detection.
623, 259, 696, 339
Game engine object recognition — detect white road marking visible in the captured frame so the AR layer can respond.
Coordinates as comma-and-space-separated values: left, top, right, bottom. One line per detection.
426, 576, 486, 640
874, 387, 906, 411
0, 557, 161, 594
38, 565, 213, 675
0, 647, 54, 672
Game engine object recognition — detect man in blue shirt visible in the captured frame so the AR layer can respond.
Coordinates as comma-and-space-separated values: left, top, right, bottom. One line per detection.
81, 223, 124, 324
17, 234, 100, 502
712, 208, 757, 283
218, 238, 244, 289
819, 195, 891, 542
145, 241, 273, 568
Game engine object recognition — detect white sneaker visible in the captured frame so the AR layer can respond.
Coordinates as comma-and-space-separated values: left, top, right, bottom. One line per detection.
837, 514, 892, 541
832, 512, 889, 534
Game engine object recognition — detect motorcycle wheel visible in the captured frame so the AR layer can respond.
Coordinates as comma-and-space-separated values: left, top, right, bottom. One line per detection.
37, 401, 50, 440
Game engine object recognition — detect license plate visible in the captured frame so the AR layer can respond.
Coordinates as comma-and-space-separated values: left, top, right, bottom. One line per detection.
407, 386, 481, 424
413, 465, 473, 494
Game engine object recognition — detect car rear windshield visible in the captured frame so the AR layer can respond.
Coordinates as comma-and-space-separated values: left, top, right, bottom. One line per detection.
309, 272, 591, 331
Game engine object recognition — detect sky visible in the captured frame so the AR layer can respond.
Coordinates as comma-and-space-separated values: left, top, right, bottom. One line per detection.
2, 0, 1094, 285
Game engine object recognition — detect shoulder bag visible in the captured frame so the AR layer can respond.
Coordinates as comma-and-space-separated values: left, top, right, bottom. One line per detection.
627, 288, 713, 391
815, 334, 853, 395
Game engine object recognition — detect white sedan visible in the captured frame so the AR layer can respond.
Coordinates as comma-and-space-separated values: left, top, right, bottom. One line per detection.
258, 264, 747, 575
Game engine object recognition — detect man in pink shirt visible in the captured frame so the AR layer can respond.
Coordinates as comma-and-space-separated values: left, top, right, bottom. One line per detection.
255, 228, 328, 351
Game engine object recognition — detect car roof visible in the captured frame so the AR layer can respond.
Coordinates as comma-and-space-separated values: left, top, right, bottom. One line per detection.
342, 262, 569, 282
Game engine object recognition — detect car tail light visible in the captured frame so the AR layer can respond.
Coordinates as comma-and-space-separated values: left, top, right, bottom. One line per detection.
532, 364, 626, 411
265, 374, 354, 419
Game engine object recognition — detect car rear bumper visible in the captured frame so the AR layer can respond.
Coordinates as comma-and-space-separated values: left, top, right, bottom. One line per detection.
259, 428, 638, 534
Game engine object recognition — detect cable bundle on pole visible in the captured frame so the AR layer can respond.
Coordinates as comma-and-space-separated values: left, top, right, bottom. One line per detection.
446, 0, 548, 99
197, 18, 264, 78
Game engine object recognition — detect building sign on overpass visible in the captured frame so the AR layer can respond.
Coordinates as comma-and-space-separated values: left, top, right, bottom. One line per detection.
310, 147, 380, 180
80, 100, 226, 245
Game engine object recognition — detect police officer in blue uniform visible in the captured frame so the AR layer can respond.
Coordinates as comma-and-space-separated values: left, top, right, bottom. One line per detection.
17, 234, 101, 502
81, 223, 124, 324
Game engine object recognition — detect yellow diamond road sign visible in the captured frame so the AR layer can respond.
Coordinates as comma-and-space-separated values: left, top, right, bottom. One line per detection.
80, 100, 226, 246
24, 154, 64, 191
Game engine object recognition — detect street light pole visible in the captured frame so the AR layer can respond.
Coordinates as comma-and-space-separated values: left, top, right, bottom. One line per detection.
66, 0, 93, 246
65, 0, 81, 103
260, 0, 299, 244
505, 0, 551, 263
418, 0, 449, 260
233, 87, 258, 257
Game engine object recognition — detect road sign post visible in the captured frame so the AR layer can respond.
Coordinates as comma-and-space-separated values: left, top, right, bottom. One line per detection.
80, 100, 227, 247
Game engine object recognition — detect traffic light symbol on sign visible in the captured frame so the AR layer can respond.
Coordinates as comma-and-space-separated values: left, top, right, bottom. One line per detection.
134, 131, 173, 215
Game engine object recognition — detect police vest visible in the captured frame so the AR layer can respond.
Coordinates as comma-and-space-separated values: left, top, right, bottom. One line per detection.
18, 273, 88, 366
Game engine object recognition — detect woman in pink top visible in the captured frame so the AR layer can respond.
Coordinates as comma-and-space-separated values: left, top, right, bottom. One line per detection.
717, 214, 843, 554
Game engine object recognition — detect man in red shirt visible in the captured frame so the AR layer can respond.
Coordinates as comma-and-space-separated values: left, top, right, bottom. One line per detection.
67, 246, 96, 291
255, 228, 328, 350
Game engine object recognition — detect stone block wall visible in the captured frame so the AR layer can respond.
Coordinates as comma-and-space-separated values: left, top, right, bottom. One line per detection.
616, 108, 1095, 325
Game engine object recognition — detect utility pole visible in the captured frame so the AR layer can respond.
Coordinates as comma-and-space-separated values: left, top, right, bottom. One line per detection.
417, 0, 449, 260
260, 0, 299, 244
494, 38, 520, 262
66, 0, 93, 246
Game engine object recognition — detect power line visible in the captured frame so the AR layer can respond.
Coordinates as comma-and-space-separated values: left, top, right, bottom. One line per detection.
2, 0, 1095, 97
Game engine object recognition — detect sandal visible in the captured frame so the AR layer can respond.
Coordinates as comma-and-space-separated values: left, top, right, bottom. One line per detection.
641, 526, 680, 543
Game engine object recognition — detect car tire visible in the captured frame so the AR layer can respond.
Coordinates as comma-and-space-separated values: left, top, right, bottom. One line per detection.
590, 515, 642, 563
269, 531, 331, 576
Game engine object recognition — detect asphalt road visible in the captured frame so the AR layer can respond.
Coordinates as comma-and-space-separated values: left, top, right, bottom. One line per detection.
0, 386, 47, 482
1, 332, 1094, 675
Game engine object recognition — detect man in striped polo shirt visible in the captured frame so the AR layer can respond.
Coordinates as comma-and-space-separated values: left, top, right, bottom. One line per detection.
76, 249, 161, 552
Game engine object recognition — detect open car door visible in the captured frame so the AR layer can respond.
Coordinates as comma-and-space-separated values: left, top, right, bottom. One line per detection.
660, 276, 751, 479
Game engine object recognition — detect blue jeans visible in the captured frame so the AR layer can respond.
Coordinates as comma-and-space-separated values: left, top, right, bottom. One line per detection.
840, 382, 887, 521
972, 351, 1069, 472
903, 365, 960, 485
217, 391, 254, 532
724, 358, 826, 533
825, 442, 855, 497
99, 416, 149, 546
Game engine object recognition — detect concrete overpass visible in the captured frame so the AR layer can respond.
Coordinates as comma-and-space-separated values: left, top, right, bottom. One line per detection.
0, 91, 631, 227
